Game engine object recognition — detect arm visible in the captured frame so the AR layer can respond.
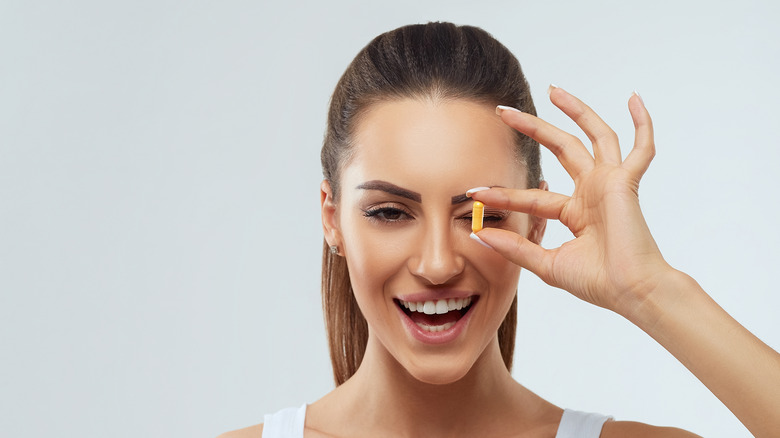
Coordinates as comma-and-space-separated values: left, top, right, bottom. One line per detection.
217, 424, 263, 438
470, 87, 780, 437
628, 268, 780, 438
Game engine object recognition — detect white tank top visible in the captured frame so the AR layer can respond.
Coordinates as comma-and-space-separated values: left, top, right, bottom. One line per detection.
261, 404, 612, 437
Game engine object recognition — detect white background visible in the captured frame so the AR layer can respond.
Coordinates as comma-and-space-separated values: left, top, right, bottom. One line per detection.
2, 1, 779, 436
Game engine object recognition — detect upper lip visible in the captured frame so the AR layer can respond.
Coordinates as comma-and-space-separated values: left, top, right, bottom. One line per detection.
395, 290, 477, 303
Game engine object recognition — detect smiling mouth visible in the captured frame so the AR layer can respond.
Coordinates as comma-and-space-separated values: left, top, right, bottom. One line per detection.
395, 297, 476, 332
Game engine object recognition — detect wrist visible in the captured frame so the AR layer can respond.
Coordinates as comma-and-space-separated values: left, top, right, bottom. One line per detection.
615, 266, 699, 331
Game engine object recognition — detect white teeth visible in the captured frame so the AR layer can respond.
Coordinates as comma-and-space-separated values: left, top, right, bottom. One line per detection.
416, 321, 456, 332
398, 297, 474, 333
399, 297, 473, 314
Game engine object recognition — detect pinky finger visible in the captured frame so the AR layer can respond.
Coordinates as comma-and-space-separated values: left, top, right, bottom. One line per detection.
623, 92, 656, 178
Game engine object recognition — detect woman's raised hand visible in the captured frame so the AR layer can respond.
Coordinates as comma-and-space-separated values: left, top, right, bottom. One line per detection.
471, 87, 780, 438
470, 87, 672, 317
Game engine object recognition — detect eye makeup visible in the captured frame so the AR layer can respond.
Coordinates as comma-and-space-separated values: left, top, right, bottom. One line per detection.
361, 203, 413, 224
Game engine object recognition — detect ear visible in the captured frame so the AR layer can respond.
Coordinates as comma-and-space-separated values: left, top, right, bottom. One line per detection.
321, 179, 342, 248
527, 180, 548, 245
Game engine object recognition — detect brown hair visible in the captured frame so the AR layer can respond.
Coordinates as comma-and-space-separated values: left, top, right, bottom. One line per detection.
321, 22, 541, 386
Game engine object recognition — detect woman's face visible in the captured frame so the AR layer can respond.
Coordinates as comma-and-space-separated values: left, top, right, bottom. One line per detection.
322, 98, 543, 384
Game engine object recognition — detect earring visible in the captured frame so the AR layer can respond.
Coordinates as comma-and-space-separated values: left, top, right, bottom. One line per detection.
329, 245, 339, 255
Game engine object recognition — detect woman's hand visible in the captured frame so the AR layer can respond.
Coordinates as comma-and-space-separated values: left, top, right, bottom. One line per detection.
471, 87, 780, 438
470, 87, 671, 317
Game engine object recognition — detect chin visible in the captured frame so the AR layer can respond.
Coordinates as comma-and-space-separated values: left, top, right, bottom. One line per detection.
403, 355, 475, 385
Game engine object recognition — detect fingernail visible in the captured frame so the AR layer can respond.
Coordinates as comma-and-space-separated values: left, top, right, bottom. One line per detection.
547, 83, 558, 97
470, 232, 493, 249
632, 90, 645, 106
466, 186, 491, 197
495, 105, 522, 116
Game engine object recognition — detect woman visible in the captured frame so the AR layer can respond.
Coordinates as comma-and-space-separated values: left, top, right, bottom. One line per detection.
222, 22, 780, 437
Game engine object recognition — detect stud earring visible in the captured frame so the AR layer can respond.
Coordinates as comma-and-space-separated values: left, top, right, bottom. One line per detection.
329, 245, 339, 255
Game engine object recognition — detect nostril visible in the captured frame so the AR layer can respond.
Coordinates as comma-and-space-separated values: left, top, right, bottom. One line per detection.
408, 229, 466, 285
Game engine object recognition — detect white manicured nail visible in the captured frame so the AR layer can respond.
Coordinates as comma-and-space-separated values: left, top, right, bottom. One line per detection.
470, 232, 492, 249
495, 105, 522, 116
466, 187, 490, 197
632, 90, 645, 106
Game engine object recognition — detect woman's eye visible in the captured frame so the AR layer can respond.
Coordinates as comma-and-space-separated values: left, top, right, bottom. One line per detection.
363, 207, 411, 222
461, 214, 506, 224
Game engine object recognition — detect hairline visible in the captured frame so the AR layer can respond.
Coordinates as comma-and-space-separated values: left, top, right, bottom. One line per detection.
330, 93, 529, 201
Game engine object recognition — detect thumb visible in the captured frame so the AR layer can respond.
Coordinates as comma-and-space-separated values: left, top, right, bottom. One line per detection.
475, 228, 551, 280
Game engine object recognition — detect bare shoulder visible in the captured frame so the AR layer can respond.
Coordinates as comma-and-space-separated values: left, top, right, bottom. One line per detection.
601, 421, 701, 438
216, 423, 263, 438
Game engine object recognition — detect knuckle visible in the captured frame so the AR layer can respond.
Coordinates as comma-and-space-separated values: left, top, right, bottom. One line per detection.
644, 141, 656, 158
497, 189, 512, 209
556, 136, 582, 157
527, 196, 540, 216
510, 235, 526, 261
596, 129, 619, 145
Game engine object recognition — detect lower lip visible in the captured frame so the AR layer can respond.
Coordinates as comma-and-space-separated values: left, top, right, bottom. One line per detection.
396, 299, 477, 345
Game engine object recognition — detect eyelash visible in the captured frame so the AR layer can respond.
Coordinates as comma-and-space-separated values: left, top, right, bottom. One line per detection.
362, 206, 412, 223
463, 213, 506, 223
362, 206, 508, 225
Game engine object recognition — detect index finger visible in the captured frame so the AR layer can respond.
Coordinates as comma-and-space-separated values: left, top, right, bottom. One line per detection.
470, 187, 569, 220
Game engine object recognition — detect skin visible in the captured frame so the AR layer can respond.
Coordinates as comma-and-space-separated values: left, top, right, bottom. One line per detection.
220, 90, 780, 437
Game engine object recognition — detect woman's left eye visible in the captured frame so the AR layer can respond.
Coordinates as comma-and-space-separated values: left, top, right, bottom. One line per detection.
461, 214, 506, 224
362, 207, 411, 222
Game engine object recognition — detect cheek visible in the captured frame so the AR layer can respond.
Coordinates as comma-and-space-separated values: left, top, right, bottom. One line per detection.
341, 220, 411, 301
475, 251, 523, 295
341, 225, 419, 340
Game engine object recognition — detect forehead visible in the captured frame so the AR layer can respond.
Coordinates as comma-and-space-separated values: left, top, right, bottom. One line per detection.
344, 98, 525, 192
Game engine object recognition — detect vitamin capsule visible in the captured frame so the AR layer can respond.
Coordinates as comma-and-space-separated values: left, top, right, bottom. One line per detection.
471, 201, 484, 233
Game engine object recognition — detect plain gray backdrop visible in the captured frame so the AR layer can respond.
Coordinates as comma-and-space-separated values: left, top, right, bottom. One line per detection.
2, 0, 778, 436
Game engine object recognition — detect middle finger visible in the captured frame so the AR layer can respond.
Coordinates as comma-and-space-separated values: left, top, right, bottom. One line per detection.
548, 86, 622, 165
497, 106, 595, 180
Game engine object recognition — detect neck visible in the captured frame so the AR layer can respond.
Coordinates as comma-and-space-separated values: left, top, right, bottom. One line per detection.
326, 335, 545, 437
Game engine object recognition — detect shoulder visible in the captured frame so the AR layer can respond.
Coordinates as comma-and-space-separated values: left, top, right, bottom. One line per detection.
216, 424, 263, 438
601, 421, 701, 438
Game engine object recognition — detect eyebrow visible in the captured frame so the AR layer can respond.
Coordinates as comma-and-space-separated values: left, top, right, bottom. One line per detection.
450, 193, 470, 205
356, 180, 422, 203
356, 181, 504, 205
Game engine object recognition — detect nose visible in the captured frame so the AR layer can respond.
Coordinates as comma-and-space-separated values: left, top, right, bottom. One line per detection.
408, 221, 465, 285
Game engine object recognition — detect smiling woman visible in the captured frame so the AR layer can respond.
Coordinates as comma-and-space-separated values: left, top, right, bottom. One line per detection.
219, 22, 780, 438
326, 98, 537, 387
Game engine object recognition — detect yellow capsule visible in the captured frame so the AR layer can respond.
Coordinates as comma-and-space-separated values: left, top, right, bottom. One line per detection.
471, 201, 484, 233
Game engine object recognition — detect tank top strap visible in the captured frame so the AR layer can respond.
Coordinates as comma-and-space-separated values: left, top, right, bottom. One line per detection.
261, 404, 609, 437
262, 404, 306, 438
555, 408, 613, 438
